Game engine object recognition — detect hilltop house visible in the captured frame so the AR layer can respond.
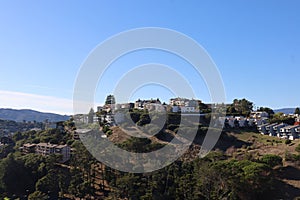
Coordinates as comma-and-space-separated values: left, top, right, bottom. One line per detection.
169, 98, 199, 113
134, 99, 163, 111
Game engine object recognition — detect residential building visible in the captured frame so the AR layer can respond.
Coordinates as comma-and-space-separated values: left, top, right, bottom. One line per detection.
279, 125, 300, 140
265, 123, 278, 136
23, 143, 71, 163
22, 143, 36, 154
144, 103, 165, 112
134, 98, 162, 110
250, 111, 269, 119
272, 123, 287, 137
258, 123, 269, 135
115, 103, 134, 110
169, 98, 200, 113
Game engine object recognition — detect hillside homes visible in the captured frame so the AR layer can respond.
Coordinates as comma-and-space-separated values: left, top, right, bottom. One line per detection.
257, 123, 300, 140
21, 143, 71, 163
218, 111, 269, 129
169, 97, 200, 113
134, 98, 165, 111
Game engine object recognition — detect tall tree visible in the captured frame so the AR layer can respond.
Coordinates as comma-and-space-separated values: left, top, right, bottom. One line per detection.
105, 95, 116, 105
294, 107, 300, 115
258, 107, 274, 117
227, 98, 253, 116
88, 108, 94, 124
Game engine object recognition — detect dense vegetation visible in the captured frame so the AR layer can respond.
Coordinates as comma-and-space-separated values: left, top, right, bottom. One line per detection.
0, 119, 44, 136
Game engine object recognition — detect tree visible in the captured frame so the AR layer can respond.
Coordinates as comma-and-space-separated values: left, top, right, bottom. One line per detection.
28, 191, 48, 200
105, 94, 115, 105
258, 107, 274, 118
227, 98, 253, 116
137, 113, 151, 126
88, 108, 94, 124
295, 107, 300, 115
0, 155, 34, 196
270, 112, 295, 125
35, 170, 59, 198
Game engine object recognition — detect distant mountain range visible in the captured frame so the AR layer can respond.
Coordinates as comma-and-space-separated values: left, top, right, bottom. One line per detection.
0, 108, 70, 122
273, 108, 296, 114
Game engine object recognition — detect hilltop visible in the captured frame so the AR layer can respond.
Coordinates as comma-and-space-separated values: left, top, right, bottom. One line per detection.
274, 108, 296, 114
0, 108, 69, 122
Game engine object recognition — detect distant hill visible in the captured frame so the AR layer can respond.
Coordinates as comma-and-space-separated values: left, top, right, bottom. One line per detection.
0, 108, 70, 122
274, 108, 295, 114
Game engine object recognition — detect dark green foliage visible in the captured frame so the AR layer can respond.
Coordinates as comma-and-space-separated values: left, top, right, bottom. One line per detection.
106, 152, 274, 200
105, 94, 116, 105
270, 112, 296, 125
0, 155, 34, 196
295, 107, 300, 115
118, 137, 164, 153
257, 107, 274, 118
296, 144, 300, 153
285, 139, 292, 145
227, 98, 253, 116
285, 151, 300, 162
260, 154, 283, 168
137, 113, 151, 126
28, 191, 48, 200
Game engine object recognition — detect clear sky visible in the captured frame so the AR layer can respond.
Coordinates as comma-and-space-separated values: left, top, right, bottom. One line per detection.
0, 0, 299, 114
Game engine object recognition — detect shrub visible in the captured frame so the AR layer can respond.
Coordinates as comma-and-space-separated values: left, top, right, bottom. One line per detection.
285, 139, 291, 145
295, 144, 300, 153
260, 154, 282, 168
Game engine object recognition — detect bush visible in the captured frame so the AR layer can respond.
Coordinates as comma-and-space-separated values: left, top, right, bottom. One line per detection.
285, 139, 291, 145
295, 144, 300, 153
102, 125, 110, 133
260, 154, 282, 168
106, 130, 112, 136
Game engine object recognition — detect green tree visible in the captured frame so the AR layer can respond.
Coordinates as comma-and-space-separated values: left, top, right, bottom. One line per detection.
137, 113, 151, 126
105, 94, 116, 105
0, 155, 34, 196
270, 112, 295, 125
227, 98, 253, 116
258, 107, 274, 118
28, 191, 48, 200
35, 170, 59, 198
88, 108, 95, 124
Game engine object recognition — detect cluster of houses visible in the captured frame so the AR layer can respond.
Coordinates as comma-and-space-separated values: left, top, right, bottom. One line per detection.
96, 97, 202, 113
258, 123, 300, 140
72, 95, 300, 141
20, 142, 71, 163
219, 112, 300, 140
219, 111, 269, 128
74, 97, 204, 125
169, 98, 200, 113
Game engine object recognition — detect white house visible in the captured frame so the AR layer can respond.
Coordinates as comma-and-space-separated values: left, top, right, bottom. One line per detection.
181, 106, 196, 113
272, 123, 287, 137
280, 125, 300, 140
258, 123, 269, 135
250, 111, 269, 119
265, 123, 278, 136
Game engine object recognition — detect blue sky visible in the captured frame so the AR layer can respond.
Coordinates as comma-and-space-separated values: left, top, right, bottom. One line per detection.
0, 1, 299, 114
